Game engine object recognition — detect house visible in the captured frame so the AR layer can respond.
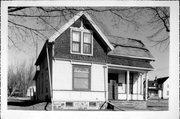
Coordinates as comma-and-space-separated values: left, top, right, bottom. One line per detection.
148, 80, 158, 98
26, 79, 36, 100
147, 77, 169, 99
34, 11, 154, 110
156, 76, 169, 99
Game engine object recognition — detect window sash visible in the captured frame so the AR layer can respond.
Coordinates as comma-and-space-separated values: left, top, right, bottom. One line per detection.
72, 31, 81, 42
73, 66, 90, 90
83, 43, 91, 54
83, 32, 92, 54
72, 42, 80, 52
83, 33, 92, 43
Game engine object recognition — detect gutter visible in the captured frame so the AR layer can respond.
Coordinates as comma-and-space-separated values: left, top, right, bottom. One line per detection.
108, 64, 154, 71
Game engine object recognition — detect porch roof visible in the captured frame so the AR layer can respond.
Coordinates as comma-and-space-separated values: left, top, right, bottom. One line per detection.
107, 55, 154, 71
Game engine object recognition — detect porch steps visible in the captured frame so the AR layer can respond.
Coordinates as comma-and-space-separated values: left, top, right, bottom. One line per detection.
108, 100, 147, 110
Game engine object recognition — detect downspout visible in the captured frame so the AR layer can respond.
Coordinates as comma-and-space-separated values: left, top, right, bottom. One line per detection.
46, 41, 53, 110
104, 65, 107, 102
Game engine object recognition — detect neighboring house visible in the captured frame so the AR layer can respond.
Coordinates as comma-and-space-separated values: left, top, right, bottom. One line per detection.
147, 77, 169, 99
26, 80, 36, 100
156, 77, 169, 99
34, 11, 154, 110
148, 80, 158, 98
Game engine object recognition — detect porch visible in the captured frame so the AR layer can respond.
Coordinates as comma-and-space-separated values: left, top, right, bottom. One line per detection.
107, 67, 148, 101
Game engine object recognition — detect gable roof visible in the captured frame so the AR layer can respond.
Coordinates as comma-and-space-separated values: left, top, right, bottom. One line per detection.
48, 11, 154, 61
156, 76, 169, 84
48, 11, 114, 50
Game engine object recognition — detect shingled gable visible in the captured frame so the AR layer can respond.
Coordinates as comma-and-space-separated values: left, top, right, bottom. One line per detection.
48, 11, 114, 50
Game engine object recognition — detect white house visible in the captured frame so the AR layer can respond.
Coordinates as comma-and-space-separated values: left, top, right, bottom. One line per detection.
34, 11, 154, 110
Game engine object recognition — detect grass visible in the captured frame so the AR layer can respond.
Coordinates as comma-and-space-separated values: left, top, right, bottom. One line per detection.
8, 97, 169, 111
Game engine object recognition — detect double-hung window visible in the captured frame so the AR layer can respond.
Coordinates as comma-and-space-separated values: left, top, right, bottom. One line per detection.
83, 33, 92, 54
72, 31, 81, 53
73, 65, 91, 90
71, 27, 93, 55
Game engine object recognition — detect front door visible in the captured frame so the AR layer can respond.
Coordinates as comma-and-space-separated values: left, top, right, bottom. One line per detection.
108, 73, 118, 100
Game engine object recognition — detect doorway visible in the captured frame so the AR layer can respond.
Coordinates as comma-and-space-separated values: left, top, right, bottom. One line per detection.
108, 73, 118, 100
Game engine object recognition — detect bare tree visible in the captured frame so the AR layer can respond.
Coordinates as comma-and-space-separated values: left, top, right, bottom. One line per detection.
8, 7, 169, 50
8, 59, 35, 97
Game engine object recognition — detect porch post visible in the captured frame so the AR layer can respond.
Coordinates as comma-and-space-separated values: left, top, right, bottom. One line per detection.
140, 73, 143, 95
103, 65, 108, 101
126, 70, 130, 101
145, 72, 148, 100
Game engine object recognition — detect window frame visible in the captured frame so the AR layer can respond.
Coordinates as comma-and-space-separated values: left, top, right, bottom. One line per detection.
72, 65, 91, 91
70, 27, 93, 56
83, 32, 92, 54
71, 30, 81, 53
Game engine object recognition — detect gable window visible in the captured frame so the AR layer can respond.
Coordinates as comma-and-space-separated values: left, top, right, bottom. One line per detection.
72, 31, 81, 53
73, 65, 91, 90
71, 27, 93, 55
83, 33, 92, 54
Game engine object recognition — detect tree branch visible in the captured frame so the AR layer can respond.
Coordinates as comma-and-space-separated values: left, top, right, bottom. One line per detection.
8, 7, 30, 13
149, 7, 170, 32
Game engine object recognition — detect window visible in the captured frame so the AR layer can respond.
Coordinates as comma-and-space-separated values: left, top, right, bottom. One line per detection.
73, 65, 90, 90
89, 102, 96, 107
66, 102, 73, 107
72, 31, 81, 53
71, 27, 93, 55
83, 33, 92, 54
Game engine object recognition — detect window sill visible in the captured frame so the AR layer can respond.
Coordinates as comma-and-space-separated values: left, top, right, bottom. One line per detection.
71, 52, 93, 56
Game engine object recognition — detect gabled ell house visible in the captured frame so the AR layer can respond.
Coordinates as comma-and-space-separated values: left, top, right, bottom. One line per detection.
34, 11, 154, 110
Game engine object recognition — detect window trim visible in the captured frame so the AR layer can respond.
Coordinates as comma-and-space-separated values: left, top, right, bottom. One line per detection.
70, 27, 93, 56
72, 65, 91, 91
83, 32, 92, 54
71, 30, 81, 53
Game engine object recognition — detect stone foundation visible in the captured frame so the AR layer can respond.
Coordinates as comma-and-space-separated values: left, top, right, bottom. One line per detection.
53, 101, 106, 110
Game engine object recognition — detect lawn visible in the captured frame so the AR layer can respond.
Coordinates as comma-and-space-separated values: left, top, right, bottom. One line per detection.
8, 97, 168, 111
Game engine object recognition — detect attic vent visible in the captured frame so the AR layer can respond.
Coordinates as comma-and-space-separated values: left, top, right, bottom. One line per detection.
66, 102, 73, 107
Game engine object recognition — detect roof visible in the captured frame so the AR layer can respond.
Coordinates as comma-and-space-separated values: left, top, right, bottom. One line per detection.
156, 76, 169, 84
33, 71, 40, 80
107, 56, 154, 71
107, 36, 155, 60
35, 41, 47, 65
35, 11, 154, 69
48, 11, 114, 50
48, 11, 154, 60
